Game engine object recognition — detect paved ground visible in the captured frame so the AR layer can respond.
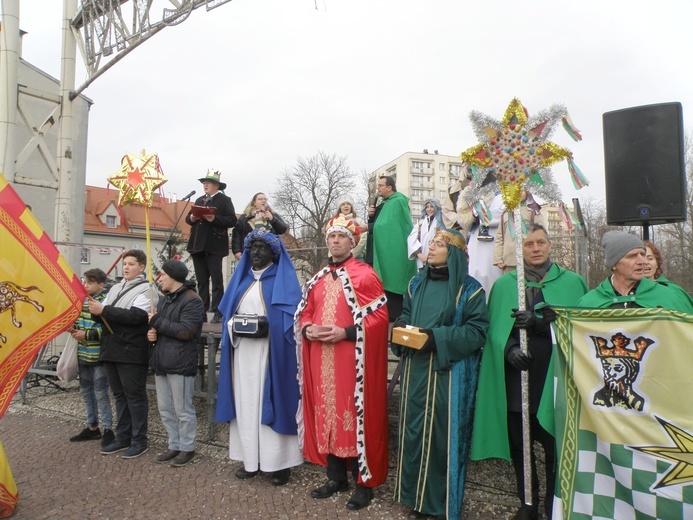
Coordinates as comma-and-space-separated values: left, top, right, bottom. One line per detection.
0, 380, 529, 519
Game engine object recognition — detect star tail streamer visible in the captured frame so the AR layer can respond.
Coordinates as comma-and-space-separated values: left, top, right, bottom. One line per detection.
558, 202, 582, 231
567, 156, 589, 189
545, 307, 693, 519
472, 199, 493, 225
0, 174, 87, 418
562, 113, 583, 142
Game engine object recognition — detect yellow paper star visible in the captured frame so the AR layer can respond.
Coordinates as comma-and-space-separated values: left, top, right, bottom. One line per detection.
107, 150, 168, 207
632, 416, 693, 488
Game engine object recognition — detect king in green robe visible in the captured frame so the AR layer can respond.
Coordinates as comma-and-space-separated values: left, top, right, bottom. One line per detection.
392, 229, 489, 519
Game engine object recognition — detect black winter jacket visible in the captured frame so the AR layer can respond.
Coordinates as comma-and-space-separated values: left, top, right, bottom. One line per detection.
149, 281, 205, 377
231, 211, 288, 256
185, 192, 237, 256
95, 279, 151, 365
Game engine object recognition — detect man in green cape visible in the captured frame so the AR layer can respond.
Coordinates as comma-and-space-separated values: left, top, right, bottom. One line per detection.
471, 224, 587, 520
367, 175, 417, 319
577, 231, 693, 311
392, 228, 489, 520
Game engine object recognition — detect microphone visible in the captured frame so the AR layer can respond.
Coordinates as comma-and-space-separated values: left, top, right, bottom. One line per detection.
181, 190, 196, 201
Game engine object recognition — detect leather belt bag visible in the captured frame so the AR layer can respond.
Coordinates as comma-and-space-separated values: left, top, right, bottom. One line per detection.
231, 314, 269, 338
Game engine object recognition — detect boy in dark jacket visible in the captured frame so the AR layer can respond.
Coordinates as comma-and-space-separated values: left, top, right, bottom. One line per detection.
147, 259, 205, 467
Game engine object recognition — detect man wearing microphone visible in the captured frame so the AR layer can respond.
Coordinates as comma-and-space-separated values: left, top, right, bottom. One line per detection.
366, 175, 416, 319
185, 169, 237, 323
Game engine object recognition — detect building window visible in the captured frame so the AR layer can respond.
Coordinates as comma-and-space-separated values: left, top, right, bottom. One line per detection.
106, 215, 116, 228
439, 176, 446, 184
411, 204, 422, 215
440, 190, 447, 198
99, 249, 110, 255
80, 248, 90, 264
450, 164, 463, 175
439, 163, 446, 171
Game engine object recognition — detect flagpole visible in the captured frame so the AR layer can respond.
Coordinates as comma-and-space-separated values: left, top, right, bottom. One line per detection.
514, 209, 533, 508
145, 205, 155, 308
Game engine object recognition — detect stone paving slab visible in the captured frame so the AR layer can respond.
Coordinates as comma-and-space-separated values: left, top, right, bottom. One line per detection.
1, 385, 527, 519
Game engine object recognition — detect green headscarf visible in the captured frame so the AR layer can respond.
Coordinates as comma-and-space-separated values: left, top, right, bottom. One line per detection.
410, 228, 469, 326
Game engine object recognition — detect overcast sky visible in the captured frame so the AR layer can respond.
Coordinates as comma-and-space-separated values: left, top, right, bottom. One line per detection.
15, 0, 693, 212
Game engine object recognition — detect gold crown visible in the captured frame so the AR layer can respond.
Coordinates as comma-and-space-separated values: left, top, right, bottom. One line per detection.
590, 333, 654, 361
434, 230, 467, 252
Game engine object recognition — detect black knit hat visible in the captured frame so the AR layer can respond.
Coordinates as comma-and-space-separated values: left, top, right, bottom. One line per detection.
161, 259, 188, 283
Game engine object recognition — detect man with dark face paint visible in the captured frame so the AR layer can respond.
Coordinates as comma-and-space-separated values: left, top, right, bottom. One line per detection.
249, 240, 273, 270
215, 229, 303, 487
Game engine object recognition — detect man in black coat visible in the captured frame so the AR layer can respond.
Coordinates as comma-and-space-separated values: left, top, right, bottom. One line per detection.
185, 170, 237, 323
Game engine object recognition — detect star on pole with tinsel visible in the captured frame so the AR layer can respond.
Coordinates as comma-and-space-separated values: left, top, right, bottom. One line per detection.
459, 98, 586, 510
107, 150, 168, 285
461, 98, 587, 212
107, 150, 168, 208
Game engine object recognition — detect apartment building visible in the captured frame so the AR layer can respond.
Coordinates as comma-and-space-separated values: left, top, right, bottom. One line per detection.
370, 150, 466, 221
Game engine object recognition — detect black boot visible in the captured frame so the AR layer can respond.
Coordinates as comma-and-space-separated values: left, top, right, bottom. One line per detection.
346, 484, 373, 510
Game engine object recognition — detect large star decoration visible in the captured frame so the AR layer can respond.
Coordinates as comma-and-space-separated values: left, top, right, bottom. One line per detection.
461, 98, 573, 211
631, 416, 693, 488
107, 150, 168, 207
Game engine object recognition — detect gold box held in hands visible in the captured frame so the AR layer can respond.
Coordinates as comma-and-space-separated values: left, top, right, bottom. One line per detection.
391, 326, 429, 350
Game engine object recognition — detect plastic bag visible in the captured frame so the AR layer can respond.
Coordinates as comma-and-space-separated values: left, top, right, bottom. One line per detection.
56, 336, 79, 381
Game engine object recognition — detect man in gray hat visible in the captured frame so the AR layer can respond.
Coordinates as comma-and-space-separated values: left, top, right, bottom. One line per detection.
578, 231, 692, 311
185, 169, 237, 323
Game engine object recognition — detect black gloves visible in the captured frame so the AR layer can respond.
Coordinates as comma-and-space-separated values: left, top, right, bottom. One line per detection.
506, 345, 531, 371
541, 306, 557, 323
511, 309, 536, 329
419, 328, 436, 354
392, 318, 408, 329
511, 306, 557, 329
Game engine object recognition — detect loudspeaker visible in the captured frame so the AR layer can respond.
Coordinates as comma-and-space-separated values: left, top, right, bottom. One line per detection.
603, 102, 687, 225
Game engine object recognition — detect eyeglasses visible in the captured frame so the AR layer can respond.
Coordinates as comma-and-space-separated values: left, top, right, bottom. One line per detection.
428, 239, 446, 249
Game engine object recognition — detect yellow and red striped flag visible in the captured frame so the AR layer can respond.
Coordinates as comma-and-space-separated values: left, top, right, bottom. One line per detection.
0, 174, 86, 418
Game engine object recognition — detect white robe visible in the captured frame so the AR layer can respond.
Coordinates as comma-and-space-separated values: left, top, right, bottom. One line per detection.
407, 215, 442, 270
467, 194, 505, 298
228, 267, 303, 472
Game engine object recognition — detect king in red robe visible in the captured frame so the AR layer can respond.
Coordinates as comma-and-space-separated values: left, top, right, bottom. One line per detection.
295, 216, 389, 511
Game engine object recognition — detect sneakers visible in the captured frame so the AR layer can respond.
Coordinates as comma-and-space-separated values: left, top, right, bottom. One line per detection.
100, 429, 115, 448
70, 427, 101, 442
122, 445, 149, 459
155, 449, 180, 464
100, 440, 130, 455
170, 451, 195, 467
210, 312, 223, 324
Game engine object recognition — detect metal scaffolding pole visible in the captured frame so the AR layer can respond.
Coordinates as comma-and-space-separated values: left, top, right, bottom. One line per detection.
54, 0, 78, 264
0, 0, 20, 179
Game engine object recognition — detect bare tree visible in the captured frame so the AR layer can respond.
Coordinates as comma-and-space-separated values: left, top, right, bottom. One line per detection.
651, 132, 693, 290
272, 151, 356, 274
577, 195, 619, 289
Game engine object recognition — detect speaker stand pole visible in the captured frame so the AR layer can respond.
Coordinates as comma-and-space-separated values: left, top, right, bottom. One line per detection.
642, 224, 650, 242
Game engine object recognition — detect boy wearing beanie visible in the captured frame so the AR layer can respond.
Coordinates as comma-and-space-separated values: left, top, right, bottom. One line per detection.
148, 259, 206, 467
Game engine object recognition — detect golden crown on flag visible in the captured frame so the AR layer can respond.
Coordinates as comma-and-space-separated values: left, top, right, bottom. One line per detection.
591, 333, 654, 361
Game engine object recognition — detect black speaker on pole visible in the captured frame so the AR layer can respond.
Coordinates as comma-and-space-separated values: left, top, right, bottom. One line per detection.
603, 102, 687, 226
